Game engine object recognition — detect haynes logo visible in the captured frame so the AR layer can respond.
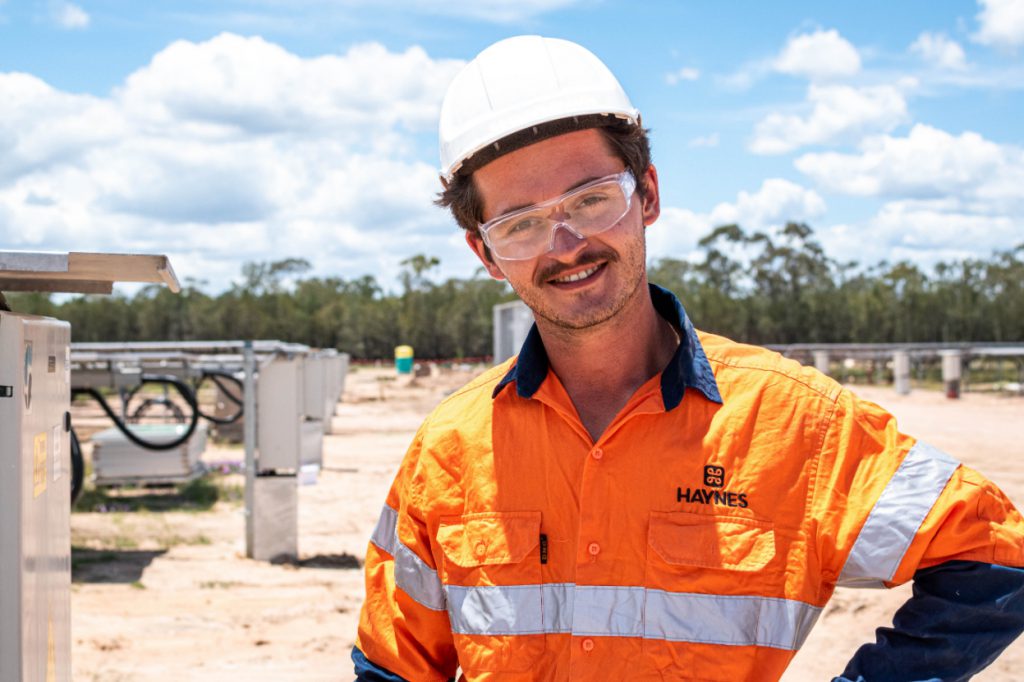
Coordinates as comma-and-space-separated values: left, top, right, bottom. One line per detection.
676, 465, 749, 508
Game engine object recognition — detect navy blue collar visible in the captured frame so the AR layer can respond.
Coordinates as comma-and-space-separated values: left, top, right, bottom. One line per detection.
493, 284, 723, 410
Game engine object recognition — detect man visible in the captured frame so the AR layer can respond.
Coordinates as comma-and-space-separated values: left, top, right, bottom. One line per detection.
354, 35, 1024, 681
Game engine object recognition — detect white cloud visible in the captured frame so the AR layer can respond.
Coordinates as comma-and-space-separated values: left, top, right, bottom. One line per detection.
973, 0, 1024, 50
0, 34, 470, 291
118, 35, 458, 138
750, 84, 909, 154
51, 1, 89, 29
708, 178, 826, 228
820, 201, 1021, 268
910, 32, 967, 70
773, 29, 861, 80
665, 67, 700, 85
688, 133, 719, 148
794, 124, 1024, 213
647, 179, 826, 259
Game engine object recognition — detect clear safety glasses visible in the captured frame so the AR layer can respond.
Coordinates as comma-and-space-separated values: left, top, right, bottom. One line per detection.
478, 169, 637, 261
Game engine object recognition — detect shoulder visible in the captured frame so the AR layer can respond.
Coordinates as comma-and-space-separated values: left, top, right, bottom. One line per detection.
416, 358, 515, 438
400, 361, 516, 507
697, 330, 841, 405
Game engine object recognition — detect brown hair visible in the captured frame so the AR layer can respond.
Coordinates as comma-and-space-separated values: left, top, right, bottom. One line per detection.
435, 117, 652, 235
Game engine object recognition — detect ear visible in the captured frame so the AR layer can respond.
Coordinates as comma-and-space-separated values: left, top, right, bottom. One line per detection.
465, 231, 506, 281
640, 164, 661, 227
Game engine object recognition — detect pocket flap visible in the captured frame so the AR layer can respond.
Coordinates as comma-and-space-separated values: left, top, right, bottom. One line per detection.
438, 511, 541, 567
649, 511, 775, 571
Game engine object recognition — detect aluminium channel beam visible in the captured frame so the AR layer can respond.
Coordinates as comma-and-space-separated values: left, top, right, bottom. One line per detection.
0, 252, 179, 295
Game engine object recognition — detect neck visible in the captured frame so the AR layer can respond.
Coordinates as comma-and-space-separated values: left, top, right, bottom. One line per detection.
537, 282, 679, 440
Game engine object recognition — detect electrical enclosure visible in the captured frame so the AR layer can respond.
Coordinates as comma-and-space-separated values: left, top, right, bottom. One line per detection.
256, 356, 304, 472
493, 300, 534, 365
0, 311, 71, 682
91, 423, 208, 486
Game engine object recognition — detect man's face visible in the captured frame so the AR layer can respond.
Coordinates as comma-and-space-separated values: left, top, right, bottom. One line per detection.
467, 128, 660, 332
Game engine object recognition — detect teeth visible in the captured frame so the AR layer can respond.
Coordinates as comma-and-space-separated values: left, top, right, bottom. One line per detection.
554, 265, 599, 283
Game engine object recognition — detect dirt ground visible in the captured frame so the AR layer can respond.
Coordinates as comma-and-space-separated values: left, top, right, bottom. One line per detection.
69, 366, 1024, 681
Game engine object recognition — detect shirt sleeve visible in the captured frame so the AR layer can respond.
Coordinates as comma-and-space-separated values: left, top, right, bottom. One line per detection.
354, 427, 459, 682
812, 388, 1024, 679
835, 560, 1024, 682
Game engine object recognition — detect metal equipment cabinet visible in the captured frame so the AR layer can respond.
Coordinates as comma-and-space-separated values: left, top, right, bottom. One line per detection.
0, 311, 72, 682
1, 250, 179, 682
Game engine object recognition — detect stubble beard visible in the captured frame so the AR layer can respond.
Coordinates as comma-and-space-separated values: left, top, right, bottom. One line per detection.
513, 232, 648, 332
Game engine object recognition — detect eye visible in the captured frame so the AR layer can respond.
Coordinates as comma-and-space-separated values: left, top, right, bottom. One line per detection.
496, 216, 544, 239
571, 190, 610, 211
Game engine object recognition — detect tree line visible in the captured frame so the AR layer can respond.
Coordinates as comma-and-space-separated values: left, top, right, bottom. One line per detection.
7, 224, 1023, 358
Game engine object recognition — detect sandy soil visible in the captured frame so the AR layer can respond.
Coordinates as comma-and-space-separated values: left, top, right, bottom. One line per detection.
69, 368, 1024, 681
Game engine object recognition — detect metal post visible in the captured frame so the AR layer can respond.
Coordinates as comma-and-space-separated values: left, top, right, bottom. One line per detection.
813, 350, 830, 377
243, 340, 256, 557
941, 350, 962, 399
893, 350, 911, 395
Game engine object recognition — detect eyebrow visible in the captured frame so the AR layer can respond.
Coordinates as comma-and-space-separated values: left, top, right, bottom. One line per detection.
497, 174, 607, 216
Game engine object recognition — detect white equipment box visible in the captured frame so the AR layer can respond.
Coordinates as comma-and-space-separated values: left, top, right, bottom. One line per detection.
0, 311, 72, 682
493, 299, 534, 365
91, 422, 208, 486
257, 356, 323, 471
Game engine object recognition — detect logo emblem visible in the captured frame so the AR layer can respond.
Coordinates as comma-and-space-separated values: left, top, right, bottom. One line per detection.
678, 463, 749, 508
704, 465, 724, 488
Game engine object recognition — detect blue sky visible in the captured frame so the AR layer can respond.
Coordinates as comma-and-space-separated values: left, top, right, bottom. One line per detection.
1, 0, 1022, 292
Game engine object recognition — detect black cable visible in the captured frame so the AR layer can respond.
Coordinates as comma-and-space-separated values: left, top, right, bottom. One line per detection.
205, 370, 244, 406
72, 374, 200, 451
192, 370, 245, 424
70, 427, 84, 506
120, 383, 145, 419
131, 397, 186, 423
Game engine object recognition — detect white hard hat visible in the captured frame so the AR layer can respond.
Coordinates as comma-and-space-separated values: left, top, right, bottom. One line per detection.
438, 35, 640, 183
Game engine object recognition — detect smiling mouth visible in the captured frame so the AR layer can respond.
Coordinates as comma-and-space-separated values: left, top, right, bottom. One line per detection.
551, 264, 602, 284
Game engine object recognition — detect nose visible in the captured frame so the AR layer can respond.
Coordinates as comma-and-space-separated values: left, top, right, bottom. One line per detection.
546, 222, 587, 259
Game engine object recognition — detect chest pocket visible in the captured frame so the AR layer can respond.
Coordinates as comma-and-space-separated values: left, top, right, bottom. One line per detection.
643, 511, 778, 681
647, 510, 775, 572
437, 511, 544, 672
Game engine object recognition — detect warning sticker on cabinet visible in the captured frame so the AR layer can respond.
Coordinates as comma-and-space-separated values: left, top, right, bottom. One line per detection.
33, 432, 47, 497
52, 425, 62, 482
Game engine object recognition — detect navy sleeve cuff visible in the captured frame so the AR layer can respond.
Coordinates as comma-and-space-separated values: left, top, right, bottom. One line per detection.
839, 560, 1024, 682
352, 646, 409, 682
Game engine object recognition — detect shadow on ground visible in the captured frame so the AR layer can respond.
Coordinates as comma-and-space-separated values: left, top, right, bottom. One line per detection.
268, 553, 362, 569
72, 547, 168, 584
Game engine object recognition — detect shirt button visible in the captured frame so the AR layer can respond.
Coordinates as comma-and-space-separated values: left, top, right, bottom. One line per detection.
581, 638, 595, 652
474, 542, 487, 557
588, 542, 601, 557
590, 448, 603, 460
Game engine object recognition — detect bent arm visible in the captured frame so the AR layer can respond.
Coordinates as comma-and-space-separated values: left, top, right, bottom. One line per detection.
354, 430, 459, 681
813, 389, 1024, 680
834, 560, 1024, 682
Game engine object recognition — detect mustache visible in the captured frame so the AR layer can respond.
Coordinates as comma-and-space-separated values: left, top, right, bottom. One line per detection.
536, 248, 619, 285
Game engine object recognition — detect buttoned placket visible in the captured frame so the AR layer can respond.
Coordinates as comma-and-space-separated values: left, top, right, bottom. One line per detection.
557, 379, 666, 675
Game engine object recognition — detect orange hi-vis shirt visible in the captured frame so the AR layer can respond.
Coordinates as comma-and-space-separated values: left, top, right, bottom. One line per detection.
356, 286, 1024, 681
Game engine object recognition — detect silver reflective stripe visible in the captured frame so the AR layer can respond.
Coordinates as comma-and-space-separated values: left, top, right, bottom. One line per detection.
445, 583, 820, 650
447, 584, 545, 635
369, 504, 446, 611
369, 504, 398, 554
644, 590, 822, 650
572, 585, 645, 637
543, 583, 574, 633
838, 441, 960, 588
